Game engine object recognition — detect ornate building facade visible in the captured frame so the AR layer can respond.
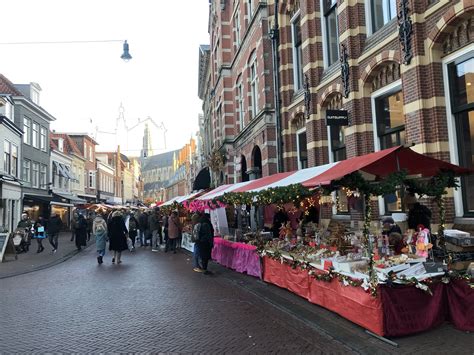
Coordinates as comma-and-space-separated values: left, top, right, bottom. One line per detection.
200, 0, 474, 225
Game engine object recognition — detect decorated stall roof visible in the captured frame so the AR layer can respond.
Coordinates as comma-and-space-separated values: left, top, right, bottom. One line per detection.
196, 146, 471, 199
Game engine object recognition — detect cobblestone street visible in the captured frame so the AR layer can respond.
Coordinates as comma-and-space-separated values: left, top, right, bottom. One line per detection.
0, 247, 472, 354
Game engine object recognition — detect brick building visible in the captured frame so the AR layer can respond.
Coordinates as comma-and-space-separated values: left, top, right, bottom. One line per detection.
200, 0, 279, 185
68, 134, 98, 202
201, 0, 474, 225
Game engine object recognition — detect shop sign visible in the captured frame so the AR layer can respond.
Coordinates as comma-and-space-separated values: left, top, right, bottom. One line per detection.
326, 110, 349, 126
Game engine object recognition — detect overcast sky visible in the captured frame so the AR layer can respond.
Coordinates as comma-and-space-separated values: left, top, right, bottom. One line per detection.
0, 0, 209, 156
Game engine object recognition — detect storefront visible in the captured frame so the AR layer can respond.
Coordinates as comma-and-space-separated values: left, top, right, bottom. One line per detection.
0, 179, 22, 233
52, 192, 86, 229
23, 193, 52, 222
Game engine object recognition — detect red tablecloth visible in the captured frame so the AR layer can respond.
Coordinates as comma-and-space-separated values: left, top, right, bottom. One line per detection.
262, 256, 473, 336
447, 279, 474, 332
263, 256, 384, 335
212, 238, 262, 278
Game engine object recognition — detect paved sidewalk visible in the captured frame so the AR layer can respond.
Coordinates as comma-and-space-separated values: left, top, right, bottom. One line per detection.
0, 231, 92, 279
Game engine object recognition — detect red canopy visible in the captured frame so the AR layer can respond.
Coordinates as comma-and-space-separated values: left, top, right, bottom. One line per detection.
303, 146, 471, 187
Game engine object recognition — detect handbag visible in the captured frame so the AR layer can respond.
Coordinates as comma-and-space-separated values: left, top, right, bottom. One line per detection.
36, 226, 47, 239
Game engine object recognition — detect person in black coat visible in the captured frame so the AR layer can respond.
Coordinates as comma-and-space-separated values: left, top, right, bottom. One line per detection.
47, 212, 63, 253
108, 211, 129, 264
74, 214, 88, 251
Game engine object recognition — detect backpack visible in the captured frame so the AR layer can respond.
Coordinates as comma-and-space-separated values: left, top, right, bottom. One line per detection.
198, 221, 213, 243
129, 218, 137, 231
95, 221, 106, 235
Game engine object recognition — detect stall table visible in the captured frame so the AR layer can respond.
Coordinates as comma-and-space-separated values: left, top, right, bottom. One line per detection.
211, 237, 261, 278
262, 256, 474, 337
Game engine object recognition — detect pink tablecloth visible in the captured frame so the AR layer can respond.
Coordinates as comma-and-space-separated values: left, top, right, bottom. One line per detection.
211, 237, 262, 278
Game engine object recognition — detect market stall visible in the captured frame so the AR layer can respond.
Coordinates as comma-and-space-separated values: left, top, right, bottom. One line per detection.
193, 146, 474, 337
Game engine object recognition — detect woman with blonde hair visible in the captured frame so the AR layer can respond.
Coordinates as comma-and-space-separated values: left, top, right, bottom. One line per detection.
93, 212, 108, 264
107, 210, 128, 264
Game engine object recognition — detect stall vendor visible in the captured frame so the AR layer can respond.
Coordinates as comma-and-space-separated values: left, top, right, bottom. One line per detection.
381, 217, 402, 236
406, 194, 432, 231
272, 209, 289, 238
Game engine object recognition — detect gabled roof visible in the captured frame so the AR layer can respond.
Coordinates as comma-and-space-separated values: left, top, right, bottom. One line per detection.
0, 74, 23, 96
142, 150, 179, 171
50, 132, 85, 158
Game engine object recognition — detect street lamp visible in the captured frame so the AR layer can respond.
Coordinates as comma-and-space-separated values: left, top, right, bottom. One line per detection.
121, 40, 132, 61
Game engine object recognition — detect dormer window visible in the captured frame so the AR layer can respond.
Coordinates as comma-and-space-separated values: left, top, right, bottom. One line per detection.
0, 98, 14, 121
58, 138, 64, 152
30, 86, 40, 105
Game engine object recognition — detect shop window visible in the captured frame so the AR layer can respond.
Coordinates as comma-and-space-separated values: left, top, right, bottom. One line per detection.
322, 0, 339, 67
23, 159, 31, 184
296, 129, 308, 170
369, 0, 397, 34
249, 53, 258, 118
336, 188, 349, 214
23, 117, 31, 145
32, 162, 39, 188
449, 57, 474, 214
32, 122, 39, 148
330, 126, 346, 162
291, 12, 304, 91
375, 90, 405, 149
3, 141, 11, 174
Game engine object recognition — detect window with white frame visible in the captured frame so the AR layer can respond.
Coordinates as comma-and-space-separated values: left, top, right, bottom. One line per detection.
40, 164, 47, 189
0, 101, 14, 121
88, 171, 96, 189
58, 138, 64, 152
234, 9, 241, 49
11, 144, 18, 177
247, 0, 253, 19
369, 0, 397, 34
89, 146, 93, 162
330, 126, 347, 162
32, 162, 39, 188
3, 141, 11, 174
32, 122, 39, 148
84, 142, 87, 159
296, 128, 308, 170
291, 12, 304, 91
40, 127, 47, 152
322, 0, 339, 67
374, 89, 405, 150
23, 159, 31, 184
23, 117, 31, 145
237, 78, 245, 131
250, 53, 258, 118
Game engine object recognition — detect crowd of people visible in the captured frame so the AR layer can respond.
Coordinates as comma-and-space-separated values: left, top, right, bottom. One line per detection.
15, 207, 215, 274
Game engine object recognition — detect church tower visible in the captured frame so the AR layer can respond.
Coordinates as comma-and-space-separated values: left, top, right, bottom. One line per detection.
141, 123, 154, 159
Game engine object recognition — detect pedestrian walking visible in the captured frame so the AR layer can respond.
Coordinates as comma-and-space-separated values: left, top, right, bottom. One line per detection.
70, 212, 78, 242
47, 212, 62, 253
108, 211, 128, 264
191, 213, 202, 272
74, 214, 88, 251
93, 213, 108, 264
127, 212, 139, 249
149, 208, 162, 251
166, 211, 182, 254
138, 210, 149, 247
162, 212, 169, 246
196, 213, 214, 275
86, 212, 94, 242
33, 216, 47, 253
